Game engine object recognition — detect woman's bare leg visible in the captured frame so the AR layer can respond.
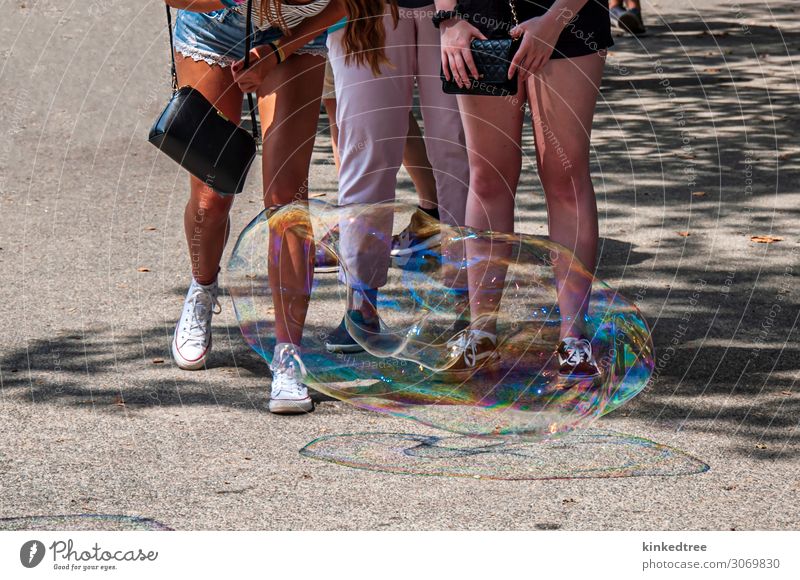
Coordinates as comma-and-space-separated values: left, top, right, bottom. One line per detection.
403, 111, 437, 210
527, 52, 605, 340
175, 54, 243, 285
259, 54, 326, 346
457, 92, 525, 334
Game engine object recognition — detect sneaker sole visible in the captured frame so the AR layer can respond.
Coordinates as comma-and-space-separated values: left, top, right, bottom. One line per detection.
440, 356, 501, 379
617, 13, 646, 35
171, 336, 211, 371
269, 397, 314, 414
324, 342, 365, 354
314, 265, 340, 274
390, 233, 442, 257
558, 370, 602, 380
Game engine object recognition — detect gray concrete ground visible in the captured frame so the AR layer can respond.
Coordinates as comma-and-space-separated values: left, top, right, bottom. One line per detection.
0, 0, 798, 530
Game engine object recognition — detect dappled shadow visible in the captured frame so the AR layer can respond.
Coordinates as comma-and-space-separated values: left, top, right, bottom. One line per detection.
1, 2, 798, 460
0, 318, 336, 411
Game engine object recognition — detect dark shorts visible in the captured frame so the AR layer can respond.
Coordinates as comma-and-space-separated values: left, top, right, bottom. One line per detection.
457, 0, 613, 59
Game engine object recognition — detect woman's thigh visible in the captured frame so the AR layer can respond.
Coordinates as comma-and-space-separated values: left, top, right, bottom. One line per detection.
174, 55, 241, 218
257, 54, 326, 204
457, 91, 525, 193
174, 53, 244, 124
526, 52, 605, 178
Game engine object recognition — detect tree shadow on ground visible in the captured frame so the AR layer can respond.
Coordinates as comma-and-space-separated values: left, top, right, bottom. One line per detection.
2, 3, 799, 459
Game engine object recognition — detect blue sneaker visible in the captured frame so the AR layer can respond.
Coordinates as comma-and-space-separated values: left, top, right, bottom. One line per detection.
324, 310, 379, 353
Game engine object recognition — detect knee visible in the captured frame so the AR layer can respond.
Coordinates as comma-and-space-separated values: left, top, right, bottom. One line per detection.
191, 185, 233, 226
469, 162, 518, 202
538, 159, 592, 206
265, 171, 308, 206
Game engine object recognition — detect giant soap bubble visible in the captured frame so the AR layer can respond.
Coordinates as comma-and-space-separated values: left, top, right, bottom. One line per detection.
227, 200, 654, 439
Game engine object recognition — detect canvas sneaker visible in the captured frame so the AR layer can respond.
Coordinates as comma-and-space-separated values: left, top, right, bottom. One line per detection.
172, 278, 221, 370
443, 329, 500, 377
269, 344, 314, 414
557, 336, 601, 378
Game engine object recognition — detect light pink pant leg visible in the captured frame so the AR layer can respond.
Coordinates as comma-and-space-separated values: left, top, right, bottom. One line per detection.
414, 5, 469, 228
327, 12, 415, 289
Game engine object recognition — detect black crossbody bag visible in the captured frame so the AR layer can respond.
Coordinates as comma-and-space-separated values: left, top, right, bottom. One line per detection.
441, 0, 521, 97
148, 2, 259, 195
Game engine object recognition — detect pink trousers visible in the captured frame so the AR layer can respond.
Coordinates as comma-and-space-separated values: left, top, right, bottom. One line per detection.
327, 4, 469, 289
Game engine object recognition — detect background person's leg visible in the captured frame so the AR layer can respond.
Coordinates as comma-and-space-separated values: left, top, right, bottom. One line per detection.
526, 52, 605, 341
610, 0, 646, 35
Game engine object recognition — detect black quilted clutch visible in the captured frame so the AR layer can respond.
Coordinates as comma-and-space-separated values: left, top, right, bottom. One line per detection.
441, 37, 521, 96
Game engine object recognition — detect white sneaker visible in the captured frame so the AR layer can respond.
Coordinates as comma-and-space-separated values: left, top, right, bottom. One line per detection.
442, 328, 500, 377
557, 336, 601, 378
172, 278, 221, 370
269, 344, 314, 414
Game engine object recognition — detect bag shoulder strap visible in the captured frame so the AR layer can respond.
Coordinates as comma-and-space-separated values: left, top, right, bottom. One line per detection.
166, 5, 177, 92
509, 0, 518, 27
164, 3, 259, 143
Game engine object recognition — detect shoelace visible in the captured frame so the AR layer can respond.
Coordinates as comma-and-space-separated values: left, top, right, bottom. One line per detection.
270, 345, 307, 396
447, 330, 482, 367
562, 338, 592, 365
183, 287, 221, 340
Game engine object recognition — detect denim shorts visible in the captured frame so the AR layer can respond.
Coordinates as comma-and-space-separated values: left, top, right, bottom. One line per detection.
173, 9, 327, 68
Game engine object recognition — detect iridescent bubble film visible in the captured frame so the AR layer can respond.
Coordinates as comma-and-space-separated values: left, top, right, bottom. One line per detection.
300, 431, 710, 481
227, 201, 655, 439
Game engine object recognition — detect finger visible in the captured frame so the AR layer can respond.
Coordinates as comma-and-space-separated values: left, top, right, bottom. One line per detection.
516, 56, 531, 81
447, 53, 461, 87
463, 46, 480, 79
453, 52, 471, 87
509, 48, 525, 79
442, 50, 452, 81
